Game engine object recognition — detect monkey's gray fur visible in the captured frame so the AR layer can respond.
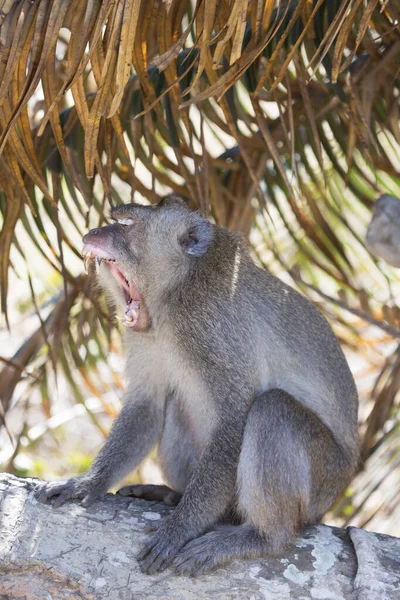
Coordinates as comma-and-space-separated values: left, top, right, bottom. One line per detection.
35, 195, 358, 576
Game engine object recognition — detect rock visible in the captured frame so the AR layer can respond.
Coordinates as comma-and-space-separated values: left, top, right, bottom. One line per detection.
366, 194, 400, 267
0, 473, 399, 599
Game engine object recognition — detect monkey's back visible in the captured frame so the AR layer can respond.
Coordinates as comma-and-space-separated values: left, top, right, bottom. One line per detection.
240, 263, 358, 465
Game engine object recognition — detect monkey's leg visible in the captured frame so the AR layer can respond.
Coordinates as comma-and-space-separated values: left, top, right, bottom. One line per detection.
172, 389, 352, 576
35, 396, 164, 508
117, 484, 182, 506
137, 398, 248, 574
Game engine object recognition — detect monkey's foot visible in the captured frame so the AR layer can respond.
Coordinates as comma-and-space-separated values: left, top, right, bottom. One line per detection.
34, 477, 104, 508
172, 525, 264, 576
137, 516, 192, 575
117, 484, 182, 506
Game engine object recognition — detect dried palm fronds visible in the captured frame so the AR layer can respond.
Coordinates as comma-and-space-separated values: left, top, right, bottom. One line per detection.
0, 0, 400, 534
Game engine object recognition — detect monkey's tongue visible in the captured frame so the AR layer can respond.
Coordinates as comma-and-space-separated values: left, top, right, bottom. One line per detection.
121, 298, 140, 328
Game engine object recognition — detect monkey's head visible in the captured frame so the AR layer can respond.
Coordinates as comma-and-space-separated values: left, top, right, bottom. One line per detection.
82, 195, 213, 331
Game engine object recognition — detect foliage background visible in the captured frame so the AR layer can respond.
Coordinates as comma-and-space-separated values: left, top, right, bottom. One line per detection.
0, 0, 399, 535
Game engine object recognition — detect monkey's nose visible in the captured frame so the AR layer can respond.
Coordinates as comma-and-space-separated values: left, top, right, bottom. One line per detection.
82, 228, 102, 244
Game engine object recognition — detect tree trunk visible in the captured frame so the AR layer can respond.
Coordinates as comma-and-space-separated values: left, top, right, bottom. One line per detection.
0, 474, 399, 600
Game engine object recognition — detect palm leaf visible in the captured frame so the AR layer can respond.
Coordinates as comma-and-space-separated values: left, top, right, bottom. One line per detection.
0, 0, 400, 534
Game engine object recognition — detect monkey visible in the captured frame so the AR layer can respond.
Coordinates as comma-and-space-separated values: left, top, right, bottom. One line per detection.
35, 194, 359, 576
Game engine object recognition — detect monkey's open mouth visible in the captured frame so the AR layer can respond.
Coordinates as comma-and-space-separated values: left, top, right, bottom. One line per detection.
82, 243, 141, 328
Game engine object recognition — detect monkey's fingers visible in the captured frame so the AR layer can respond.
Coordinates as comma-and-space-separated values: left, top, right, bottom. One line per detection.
53, 489, 76, 508
34, 478, 96, 508
80, 490, 102, 508
34, 481, 71, 504
117, 484, 182, 506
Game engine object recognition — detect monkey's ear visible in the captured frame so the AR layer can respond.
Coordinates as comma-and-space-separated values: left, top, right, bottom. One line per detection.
179, 219, 212, 257
158, 194, 189, 208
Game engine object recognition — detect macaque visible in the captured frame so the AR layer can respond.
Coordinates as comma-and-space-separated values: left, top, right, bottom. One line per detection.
36, 195, 358, 576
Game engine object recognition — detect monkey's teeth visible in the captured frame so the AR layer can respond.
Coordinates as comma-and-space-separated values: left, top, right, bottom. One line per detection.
83, 256, 91, 273
118, 298, 140, 328
117, 316, 129, 325
116, 315, 135, 326
94, 257, 101, 273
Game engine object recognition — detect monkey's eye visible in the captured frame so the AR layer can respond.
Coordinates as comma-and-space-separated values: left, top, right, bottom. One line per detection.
118, 218, 135, 226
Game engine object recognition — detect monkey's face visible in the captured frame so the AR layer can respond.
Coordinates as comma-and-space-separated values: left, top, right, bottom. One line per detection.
82, 196, 213, 331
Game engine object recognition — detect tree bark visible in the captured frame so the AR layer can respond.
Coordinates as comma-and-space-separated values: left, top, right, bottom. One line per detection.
0, 473, 399, 600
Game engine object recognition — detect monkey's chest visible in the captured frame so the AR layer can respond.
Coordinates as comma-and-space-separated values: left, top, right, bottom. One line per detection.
130, 335, 217, 490
157, 385, 217, 492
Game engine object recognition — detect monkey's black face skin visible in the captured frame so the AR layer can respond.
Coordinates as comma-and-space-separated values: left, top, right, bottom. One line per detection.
82, 196, 214, 332
82, 223, 148, 331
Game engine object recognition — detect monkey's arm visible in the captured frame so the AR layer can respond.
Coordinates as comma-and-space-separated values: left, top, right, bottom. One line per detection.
138, 401, 247, 574
35, 392, 164, 507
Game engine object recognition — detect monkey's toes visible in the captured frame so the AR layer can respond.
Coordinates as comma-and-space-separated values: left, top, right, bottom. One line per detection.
143, 519, 164, 534
172, 534, 225, 576
173, 553, 215, 577
137, 531, 183, 574
117, 484, 182, 506
137, 540, 170, 574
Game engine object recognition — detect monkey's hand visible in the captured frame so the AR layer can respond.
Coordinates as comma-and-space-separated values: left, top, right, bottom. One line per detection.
137, 514, 195, 575
34, 475, 106, 508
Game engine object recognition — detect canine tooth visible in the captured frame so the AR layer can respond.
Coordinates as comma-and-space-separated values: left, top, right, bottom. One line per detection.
116, 315, 134, 325
83, 256, 90, 274
94, 257, 101, 273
